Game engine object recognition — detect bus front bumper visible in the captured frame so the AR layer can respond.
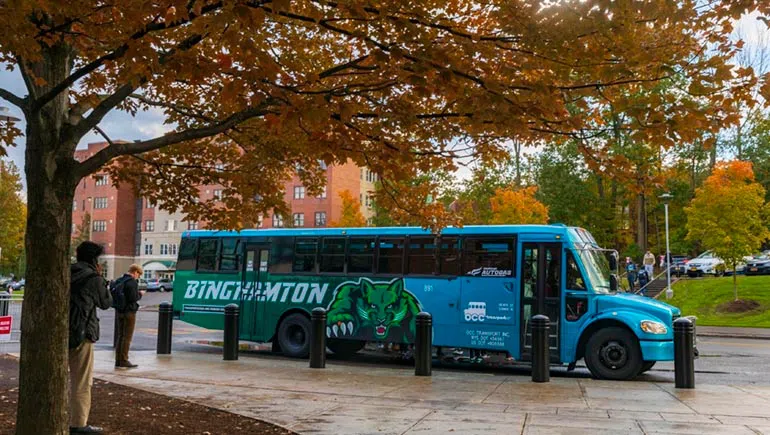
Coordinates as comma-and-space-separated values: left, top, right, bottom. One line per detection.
640, 340, 699, 361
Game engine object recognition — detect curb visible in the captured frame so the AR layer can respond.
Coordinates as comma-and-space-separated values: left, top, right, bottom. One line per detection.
696, 331, 770, 341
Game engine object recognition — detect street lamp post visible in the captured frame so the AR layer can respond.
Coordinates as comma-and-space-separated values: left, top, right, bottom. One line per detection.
659, 193, 674, 299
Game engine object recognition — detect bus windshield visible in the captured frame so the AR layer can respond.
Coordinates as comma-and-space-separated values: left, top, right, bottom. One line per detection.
579, 249, 612, 293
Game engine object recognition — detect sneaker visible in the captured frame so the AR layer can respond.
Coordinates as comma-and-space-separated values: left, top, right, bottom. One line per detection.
116, 361, 138, 369
70, 425, 104, 434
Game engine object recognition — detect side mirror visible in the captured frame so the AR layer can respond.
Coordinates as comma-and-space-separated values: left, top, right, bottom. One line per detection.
610, 274, 619, 292
608, 253, 617, 271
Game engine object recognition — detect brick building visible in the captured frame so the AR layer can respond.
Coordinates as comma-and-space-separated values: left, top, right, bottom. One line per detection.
72, 142, 379, 280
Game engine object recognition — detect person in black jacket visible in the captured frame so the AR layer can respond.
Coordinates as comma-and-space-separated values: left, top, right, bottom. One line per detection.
114, 264, 145, 368
69, 241, 112, 434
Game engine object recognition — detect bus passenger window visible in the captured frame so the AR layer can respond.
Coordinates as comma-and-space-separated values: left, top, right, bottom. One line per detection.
197, 239, 219, 271
177, 238, 198, 271
463, 238, 514, 277
320, 238, 345, 273
407, 237, 436, 275
293, 238, 318, 273
219, 238, 241, 271
269, 237, 294, 274
439, 237, 460, 276
348, 238, 375, 273
378, 238, 404, 274
567, 251, 586, 291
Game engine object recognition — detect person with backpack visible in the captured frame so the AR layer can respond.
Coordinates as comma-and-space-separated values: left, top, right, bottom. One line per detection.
113, 264, 145, 369
69, 241, 113, 434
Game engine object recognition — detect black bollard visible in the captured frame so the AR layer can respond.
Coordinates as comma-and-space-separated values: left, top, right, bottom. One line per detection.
156, 301, 173, 355
414, 312, 432, 376
224, 304, 240, 361
0, 291, 9, 317
531, 314, 550, 383
309, 307, 327, 369
674, 317, 695, 389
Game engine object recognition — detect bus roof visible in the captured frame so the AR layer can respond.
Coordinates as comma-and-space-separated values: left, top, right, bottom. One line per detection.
181, 224, 577, 239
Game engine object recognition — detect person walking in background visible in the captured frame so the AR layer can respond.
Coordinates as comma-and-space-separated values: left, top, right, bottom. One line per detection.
643, 250, 656, 279
69, 241, 113, 434
113, 264, 145, 369
625, 257, 637, 291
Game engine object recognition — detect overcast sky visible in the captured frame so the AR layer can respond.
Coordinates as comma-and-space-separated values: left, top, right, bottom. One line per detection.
0, 12, 767, 194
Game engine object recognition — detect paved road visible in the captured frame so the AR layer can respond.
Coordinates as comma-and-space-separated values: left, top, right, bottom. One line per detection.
99, 291, 770, 386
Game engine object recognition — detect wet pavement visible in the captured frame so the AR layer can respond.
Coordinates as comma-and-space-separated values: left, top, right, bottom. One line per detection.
92, 349, 770, 434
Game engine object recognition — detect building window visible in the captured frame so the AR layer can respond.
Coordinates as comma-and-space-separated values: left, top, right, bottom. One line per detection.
171, 244, 178, 256
318, 186, 327, 199
144, 244, 153, 255
188, 221, 198, 230
272, 214, 284, 228
360, 169, 364, 180
213, 189, 222, 199
143, 270, 153, 279
293, 213, 304, 227
315, 211, 327, 227
160, 244, 169, 255
215, 163, 224, 172
136, 221, 141, 231
257, 215, 264, 228
146, 198, 154, 208
92, 220, 106, 232
145, 220, 155, 231
135, 244, 140, 256
72, 200, 77, 211
166, 220, 177, 231
93, 197, 108, 209
95, 175, 108, 186
293, 186, 305, 199
71, 223, 76, 234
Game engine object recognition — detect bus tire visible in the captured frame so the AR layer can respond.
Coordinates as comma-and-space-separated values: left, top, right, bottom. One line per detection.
639, 361, 656, 374
277, 313, 312, 358
327, 339, 366, 358
584, 327, 643, 381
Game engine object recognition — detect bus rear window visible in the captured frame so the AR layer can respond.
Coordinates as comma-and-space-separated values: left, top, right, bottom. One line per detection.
378, 238, 404, 274
463, 237, 514, 277
197, 239, 219, 271
320, 238, 346, 273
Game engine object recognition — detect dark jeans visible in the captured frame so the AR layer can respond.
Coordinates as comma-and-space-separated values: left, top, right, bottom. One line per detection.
115, 311, 137, 363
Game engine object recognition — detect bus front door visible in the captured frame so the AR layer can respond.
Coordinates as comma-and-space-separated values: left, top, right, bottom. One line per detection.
520, 242, 561, 362
241, 245, 270, 341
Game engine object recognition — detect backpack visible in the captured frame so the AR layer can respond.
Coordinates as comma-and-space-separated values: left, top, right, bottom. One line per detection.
110, 276, 129, 312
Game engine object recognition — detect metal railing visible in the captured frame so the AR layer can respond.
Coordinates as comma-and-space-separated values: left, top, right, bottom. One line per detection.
633, 266, 680, 296
0, 291, 23, 353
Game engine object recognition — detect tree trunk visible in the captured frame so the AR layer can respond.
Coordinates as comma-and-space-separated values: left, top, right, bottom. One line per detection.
733, 264, 738, 301
16, 42, 79, 435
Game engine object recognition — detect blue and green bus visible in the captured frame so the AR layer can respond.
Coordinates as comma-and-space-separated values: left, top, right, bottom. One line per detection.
172, 225, 688, 380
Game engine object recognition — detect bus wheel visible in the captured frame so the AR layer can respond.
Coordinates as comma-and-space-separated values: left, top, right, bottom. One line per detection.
639, 361, 656, 375
584, 327, 643, 380
328, 339, 366, 358
277, 314, 311, 358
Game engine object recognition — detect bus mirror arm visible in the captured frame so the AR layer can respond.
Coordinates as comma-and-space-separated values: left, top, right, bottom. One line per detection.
609, 274, 619, 293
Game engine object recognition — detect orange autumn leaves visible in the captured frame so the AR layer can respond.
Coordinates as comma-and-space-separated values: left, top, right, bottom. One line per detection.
489, 186, 549, 225
329, 190, 366, 227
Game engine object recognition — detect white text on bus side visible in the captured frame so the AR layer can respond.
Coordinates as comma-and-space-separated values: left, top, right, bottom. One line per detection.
183, 280, 329, 304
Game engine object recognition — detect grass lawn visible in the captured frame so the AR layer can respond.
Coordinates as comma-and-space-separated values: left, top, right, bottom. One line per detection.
667, 275, 770, 328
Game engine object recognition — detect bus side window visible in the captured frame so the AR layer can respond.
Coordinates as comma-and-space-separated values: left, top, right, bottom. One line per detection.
269, 237, 294, 274
407, 237, 436, 275
378, 238, 404, 275
348, 237, 375, 273
439, 237, 460, 276
567, 251, 586, 291
197, 239, 219, 272
219, 238, 241, 272
177, 238, 198, 271
463, 237, 514, 277
320, 237, 346, 273
293, 238, 318, 273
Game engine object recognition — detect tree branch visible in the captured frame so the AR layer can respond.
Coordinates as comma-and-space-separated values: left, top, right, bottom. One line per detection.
0, 88, 25, 110
75, 99, 278, 177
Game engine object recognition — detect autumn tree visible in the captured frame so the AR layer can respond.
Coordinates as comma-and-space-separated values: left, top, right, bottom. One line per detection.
328, 190, 366, 227
0, 1, 768, 433
0, 160, 26, 275
489, 186, 549, 225
686, 161, 770, 300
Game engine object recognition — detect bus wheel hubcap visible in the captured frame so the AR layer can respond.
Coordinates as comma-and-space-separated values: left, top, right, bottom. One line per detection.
600, 341, 627, 369
288, 325, 305, 347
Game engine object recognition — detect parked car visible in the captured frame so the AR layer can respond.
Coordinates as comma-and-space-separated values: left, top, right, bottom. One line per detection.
138, 278, 148, 291
7, 278, 25, 292
686, 251, 725, 277
745, 256, 770, 275
146, 278, 173, 292
668, 255, 690, 276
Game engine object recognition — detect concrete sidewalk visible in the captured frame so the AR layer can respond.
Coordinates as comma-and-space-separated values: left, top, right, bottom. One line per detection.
92, 350, 770, 434
697, 326, 770, 340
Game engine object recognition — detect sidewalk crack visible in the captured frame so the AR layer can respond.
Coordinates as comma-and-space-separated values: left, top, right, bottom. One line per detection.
399, 410, 435, 435
652, 382, 699, 414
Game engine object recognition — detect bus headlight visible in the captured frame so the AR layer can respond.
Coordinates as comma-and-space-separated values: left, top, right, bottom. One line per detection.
640, 320, 668, 335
